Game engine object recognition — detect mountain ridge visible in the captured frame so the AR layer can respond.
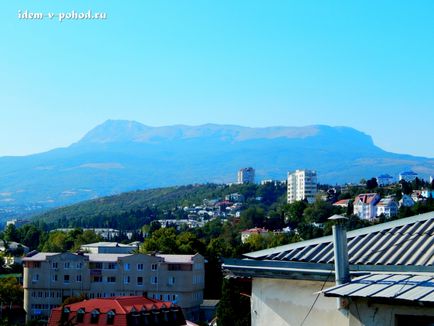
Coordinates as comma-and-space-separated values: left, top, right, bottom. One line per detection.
0, 120, 433, 218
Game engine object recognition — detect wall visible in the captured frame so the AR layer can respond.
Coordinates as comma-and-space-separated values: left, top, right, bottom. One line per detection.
251, 278, 349, 326
348, 299, 434, 326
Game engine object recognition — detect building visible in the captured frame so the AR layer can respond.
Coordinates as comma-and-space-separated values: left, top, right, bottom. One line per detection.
48, 296, 189, 326
223, 212, 434, 326
287, 169, 317, 204
353, 193, 381, 219
375, 198, 398, 217
81, 242, 138, 254
237, 167, 255, 184
399, 194, 415, 207
23, 252, 205, 323
376, 173, 394, 186
240, 227, 270, 244
224, 193, 245, 202
332, 199, 351, 208
399, 170, 418, 182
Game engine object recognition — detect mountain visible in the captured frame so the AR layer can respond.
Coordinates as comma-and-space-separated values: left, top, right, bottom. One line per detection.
1, 120, 433, 217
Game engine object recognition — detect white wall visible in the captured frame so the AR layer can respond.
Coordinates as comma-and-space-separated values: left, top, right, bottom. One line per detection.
251, 278, 348, 326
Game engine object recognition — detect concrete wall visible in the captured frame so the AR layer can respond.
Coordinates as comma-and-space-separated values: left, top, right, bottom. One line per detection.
348, 299, 434, 326
251, 278, 348, 326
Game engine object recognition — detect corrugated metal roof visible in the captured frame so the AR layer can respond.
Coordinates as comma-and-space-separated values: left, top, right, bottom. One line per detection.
323, 273, 434, 303
244, 212, 434, 267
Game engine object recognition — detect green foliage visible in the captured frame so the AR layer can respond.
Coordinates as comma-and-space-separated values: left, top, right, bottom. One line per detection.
0, 276, 23, 306
217, 278, 250, 326
40, 229, 102, 252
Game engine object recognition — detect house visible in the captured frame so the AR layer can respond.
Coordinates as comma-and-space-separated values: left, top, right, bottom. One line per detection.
240, 227, 270, 244
23, 252, 205, 323
376, 174, 394, 186
80, 242, 138, 254
353, 193, 381, 219
399, 194, 415, 207
399, 170, 418, 182
47, 296, 189, 326
332, 199, 351, 208
224, 193, 245, 203
375, 198, 398, 217
222, 212, 434, 326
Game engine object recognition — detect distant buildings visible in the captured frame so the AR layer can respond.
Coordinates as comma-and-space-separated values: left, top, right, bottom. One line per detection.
80, 242, 138, 254
241, 227, 270, 244
287, 169, 317, 204
23, 251, 205, 322
399, 170, 418, 182
237, 167, 255, 184
376, 174, 394, 186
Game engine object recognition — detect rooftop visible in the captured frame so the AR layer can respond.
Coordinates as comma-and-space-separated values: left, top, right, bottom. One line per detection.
323, 273, 434, 304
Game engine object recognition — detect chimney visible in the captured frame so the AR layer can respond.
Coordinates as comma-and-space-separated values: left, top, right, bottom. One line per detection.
329, 214, 350, 310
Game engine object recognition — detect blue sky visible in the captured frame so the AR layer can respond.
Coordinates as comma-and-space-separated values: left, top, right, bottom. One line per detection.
1, 1, 433, 157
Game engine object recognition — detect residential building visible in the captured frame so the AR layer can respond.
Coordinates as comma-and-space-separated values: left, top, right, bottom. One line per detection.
353, 193, 381, 219
399, 194, 415, 207
223, 212, 434, 326
287, 169, 317, 204
47, 296, 188, 326
332, 199, 351, 208
376, 173, 394, 186
240, 227, 270, 244
81, 242, 138, 254
224, 193, 245, 202
376, 198, 398, 217
237, 167, 255, 184
399, 170, 418, 182
23, 252, 205, 323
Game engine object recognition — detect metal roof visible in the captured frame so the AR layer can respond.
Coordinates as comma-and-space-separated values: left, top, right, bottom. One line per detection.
323, 273, 434, 303
244, 212, 434, 267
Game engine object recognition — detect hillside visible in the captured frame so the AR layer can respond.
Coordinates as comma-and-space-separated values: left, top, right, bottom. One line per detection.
1, 120, 434, 217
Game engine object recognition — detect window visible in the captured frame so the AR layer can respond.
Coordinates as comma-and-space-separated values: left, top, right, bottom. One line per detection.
137, 263, 144, 271
52, 274, 58, 282
76, 262, 83, 269
151, 263, 158, 271
92, 276, 102, 283
168, 276, 175, 285
64, 262, 70, 269
32, 274, 39, 282
137, 277, 143, 286
107, 262, 116, 270
106, 310, 116, 325
107, 276, 116, 283
52, 262, 58, 269
124, 276, 130, 284
76, 275, 82, 282
90, 309, 100, 324
151, 276, 158, 284
76, 309, 85, 323
64, 275, 70, 284
62, 307, 70, 322
124, 263, 130, 271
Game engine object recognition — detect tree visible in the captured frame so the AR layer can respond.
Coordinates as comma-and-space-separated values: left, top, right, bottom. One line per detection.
3, 225, 19, 242
366, 177, 378, 190
217, 278, 251, 326
283, 201, 307, 229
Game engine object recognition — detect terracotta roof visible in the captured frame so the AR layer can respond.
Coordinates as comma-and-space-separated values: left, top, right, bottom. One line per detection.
241, 227, 269, 234
48, 296, 187, 326
355, 193, 379, 204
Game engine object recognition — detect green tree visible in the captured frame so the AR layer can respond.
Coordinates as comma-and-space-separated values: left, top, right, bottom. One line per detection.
217, 278, 250, 326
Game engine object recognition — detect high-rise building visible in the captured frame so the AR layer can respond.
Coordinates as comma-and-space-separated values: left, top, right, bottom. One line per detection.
237, 167, 255, 184
287, 169, 317, 204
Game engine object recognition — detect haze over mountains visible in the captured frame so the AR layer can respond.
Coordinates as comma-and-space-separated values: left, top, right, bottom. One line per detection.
1, 120, 433, 217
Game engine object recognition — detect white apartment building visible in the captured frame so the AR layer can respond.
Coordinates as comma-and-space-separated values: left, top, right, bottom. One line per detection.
287, 169, 317, 204
237, 167, 255, 184
399, 171, 418, 182
23, 252, 205, 323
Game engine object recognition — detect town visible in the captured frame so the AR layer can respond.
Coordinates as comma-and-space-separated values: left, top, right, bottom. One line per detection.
0, 167, 433, 325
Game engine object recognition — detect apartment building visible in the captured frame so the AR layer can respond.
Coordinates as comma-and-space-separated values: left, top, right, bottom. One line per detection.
287, 169, 317, 204
237, 167, 255, 184
23, 252, 205, 323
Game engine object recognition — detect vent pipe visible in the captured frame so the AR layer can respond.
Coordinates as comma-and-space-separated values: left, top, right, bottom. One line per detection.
329, 214, 350, 310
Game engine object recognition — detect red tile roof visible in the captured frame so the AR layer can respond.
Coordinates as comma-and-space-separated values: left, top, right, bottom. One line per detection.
48, 296, 187, 326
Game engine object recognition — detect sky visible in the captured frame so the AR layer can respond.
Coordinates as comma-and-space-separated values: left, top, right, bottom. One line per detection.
0, 1, 433, 157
